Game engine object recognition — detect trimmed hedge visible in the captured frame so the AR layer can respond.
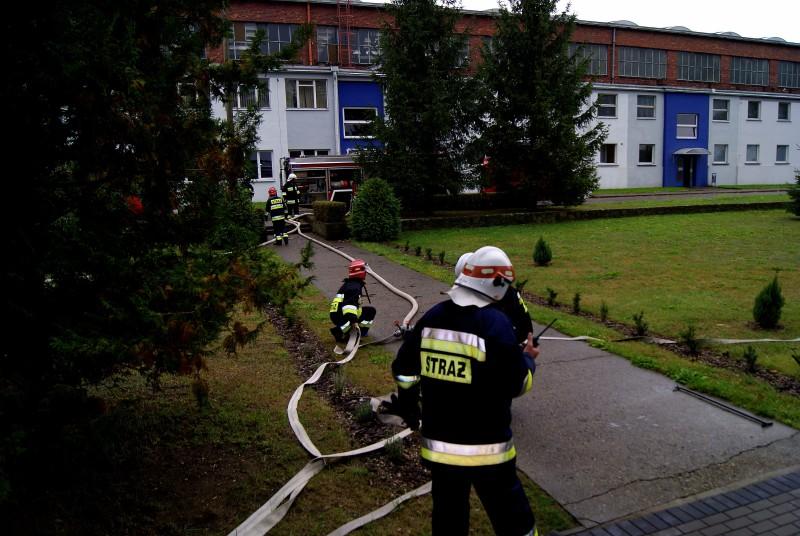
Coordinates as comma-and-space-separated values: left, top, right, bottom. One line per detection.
350, 178, 401, 241
313, 201, 348, 223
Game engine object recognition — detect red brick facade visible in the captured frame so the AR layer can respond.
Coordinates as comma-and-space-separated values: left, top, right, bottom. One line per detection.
213, 0, 800, 94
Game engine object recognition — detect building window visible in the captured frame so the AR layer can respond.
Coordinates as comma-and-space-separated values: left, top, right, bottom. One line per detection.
317, 26, 338, 64
455, 40, 470, 68
678, 52, 720, 82
229, 22, 299, 60
289, 149, 329, 158
778, 61, 800, 88
596, 94, 617, 117
234, 83, 269, 109
746, 144, 760, 163
569, 43, 608, 76
713, 144, 728, 164
636, 95, 656, 119
638, 144, 655, 164
351, 28, 381, 65
343, 107, 378, 138
712, 99, 729, 121
730, 57, 769, 86
776, 145, 789, 163
617, 46, 667, 79
286, 80, 327, 109
251, 150, 273, 180
676, 113, 698, 139
481, 36, 494, 56
599, 144, 616, 164
778, 102, 791, 121
747, 101, 761, 120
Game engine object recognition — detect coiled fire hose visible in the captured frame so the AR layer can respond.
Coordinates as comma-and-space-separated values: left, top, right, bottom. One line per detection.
230, 215, 427, 535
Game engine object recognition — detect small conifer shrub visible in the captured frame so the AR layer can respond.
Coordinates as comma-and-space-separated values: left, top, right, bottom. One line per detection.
546, 287, 558, 306
438, 251, 445, 265
425, 248, 433, 261
600, 301, 609, 322
679, 324, 701, 355
743, 346, 759, 373
752, 275, 785, 329
404, 240, 410, 252
415, 246, 422, 257
572, 292, 581, 314
533, 237, 552, 266
788, 170, 800, 217
632, 311, 648, 336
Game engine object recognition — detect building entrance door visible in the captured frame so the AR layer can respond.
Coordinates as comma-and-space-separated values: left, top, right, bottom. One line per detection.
676, 155, 697, 187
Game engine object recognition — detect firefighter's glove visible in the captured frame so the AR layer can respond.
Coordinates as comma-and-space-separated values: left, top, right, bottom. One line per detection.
382, 392, 420, 431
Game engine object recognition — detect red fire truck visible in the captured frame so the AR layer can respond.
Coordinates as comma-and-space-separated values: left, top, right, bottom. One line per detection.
284, 155, 364, 210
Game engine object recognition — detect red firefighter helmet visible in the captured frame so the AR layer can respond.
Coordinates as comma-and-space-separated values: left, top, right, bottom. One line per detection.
268, 186, 277, 196
348, 259, 367, 280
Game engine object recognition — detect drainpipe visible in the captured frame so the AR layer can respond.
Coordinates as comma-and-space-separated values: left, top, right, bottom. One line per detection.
307, 2, 313, 64
611, 28, 616, 83
333, 67, 341, 154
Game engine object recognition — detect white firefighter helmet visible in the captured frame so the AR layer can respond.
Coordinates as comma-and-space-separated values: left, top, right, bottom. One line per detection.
287, 173, 297, 180
447, 246, 515, 307
454, 252, 473, 279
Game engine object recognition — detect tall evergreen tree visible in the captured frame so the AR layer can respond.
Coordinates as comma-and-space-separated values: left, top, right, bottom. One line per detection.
476, 0, 606, 206
361, 0, 477, 212
2, 0, 311, 497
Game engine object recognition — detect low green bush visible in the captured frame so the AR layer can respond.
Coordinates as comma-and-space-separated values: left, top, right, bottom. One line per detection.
788, 170, 800, 217
632, 311, 649, 336
349, 178, 401, 241
533, 237, 552, 266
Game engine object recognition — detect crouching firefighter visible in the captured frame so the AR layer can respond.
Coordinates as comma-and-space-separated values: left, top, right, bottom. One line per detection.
329, 259, 377, 350
266, 186, 288, 246
390, 246, 540, 536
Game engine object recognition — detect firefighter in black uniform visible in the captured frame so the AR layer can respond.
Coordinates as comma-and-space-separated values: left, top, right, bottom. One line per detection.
266, 186, 288, 246
284, 173, 300, 217
329, 259, 377, 349
392, 246, 539, 536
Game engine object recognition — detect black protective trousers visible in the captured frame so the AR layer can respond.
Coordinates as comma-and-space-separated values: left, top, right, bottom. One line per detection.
429, 458, 535, 536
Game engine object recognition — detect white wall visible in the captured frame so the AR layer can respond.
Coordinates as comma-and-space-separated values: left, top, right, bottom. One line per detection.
626, 90, 664, 188
595, 91, 629, 188
735, 97, 799, 185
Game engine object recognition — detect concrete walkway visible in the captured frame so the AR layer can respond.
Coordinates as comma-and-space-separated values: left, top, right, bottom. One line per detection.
272, 231, 800, 531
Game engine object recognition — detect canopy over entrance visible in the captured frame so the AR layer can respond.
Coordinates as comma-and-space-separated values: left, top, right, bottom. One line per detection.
673, 147, 711, 156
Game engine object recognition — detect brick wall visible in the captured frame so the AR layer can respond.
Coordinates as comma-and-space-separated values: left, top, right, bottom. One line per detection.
211, 0, 800, 94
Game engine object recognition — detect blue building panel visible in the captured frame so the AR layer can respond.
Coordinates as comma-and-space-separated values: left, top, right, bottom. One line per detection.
338, 80, 384, 154
663, 93, 710, 187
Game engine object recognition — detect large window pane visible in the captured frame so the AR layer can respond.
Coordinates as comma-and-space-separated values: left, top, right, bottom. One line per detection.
618, 47, 667, 79
599, 144, 616, 163
779, 61, 800, 88
638, 144, 655, 164
569, 43, 608, 75
317, 26, 338, 64
678, 52, 720, 82
712, 99, 729, 121
637, 95, 656, 118
596, 94, 616, 117
747, 101, 761, 120
713, 144, 728, 164
776, 145, 789, 162
731, 57, 769, 86
746, 144, 759, 162
676, 113, 697, 139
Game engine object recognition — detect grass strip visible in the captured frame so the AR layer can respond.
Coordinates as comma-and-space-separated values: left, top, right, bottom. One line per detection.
354, 241, 800, 431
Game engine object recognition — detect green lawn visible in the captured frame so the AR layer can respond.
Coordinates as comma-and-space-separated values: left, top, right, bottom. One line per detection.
593, 184, 791, 195
374, 210, 800, 379
579, 193, 790, 210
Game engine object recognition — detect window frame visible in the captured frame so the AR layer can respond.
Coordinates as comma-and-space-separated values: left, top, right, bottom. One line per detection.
251, 150, 273, 180
599, 143, 617, 165
351, 28, 381, 65
342, 107, 378, 139
778, 61, 800, 88
676, 113, 698, 139
285, 79, 328, 110
596, 93, 617, 118
289, 149, 330, 158
316, 26, 338, 64
776, 145, 789, 164
747, 100, 761, 120
617, 46, 667, 79
745, 144, 760, 164
638, 144, 656, 165
778, 102, 791, 121
712, 99, 729, 122
636, 95, 656, 119
713, 144, 729, 165
570, 43, 608, 76
730, 56, 769, 86
678, 52, 720, 82
233, 83, 270, 109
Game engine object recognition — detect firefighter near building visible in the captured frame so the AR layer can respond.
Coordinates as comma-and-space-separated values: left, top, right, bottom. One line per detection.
390, 246, 540, 536
265, 186, 288, 246
284, 173, 299, 217
329, 259, 377, 353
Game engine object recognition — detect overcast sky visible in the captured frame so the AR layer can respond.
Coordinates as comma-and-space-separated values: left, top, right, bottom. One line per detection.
456, 0, 800, 43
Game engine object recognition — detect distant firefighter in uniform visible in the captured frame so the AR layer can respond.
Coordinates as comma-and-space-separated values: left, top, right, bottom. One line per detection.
266, 186, 288, 246
329, 259, 377, 348
284, 173, 299, 217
